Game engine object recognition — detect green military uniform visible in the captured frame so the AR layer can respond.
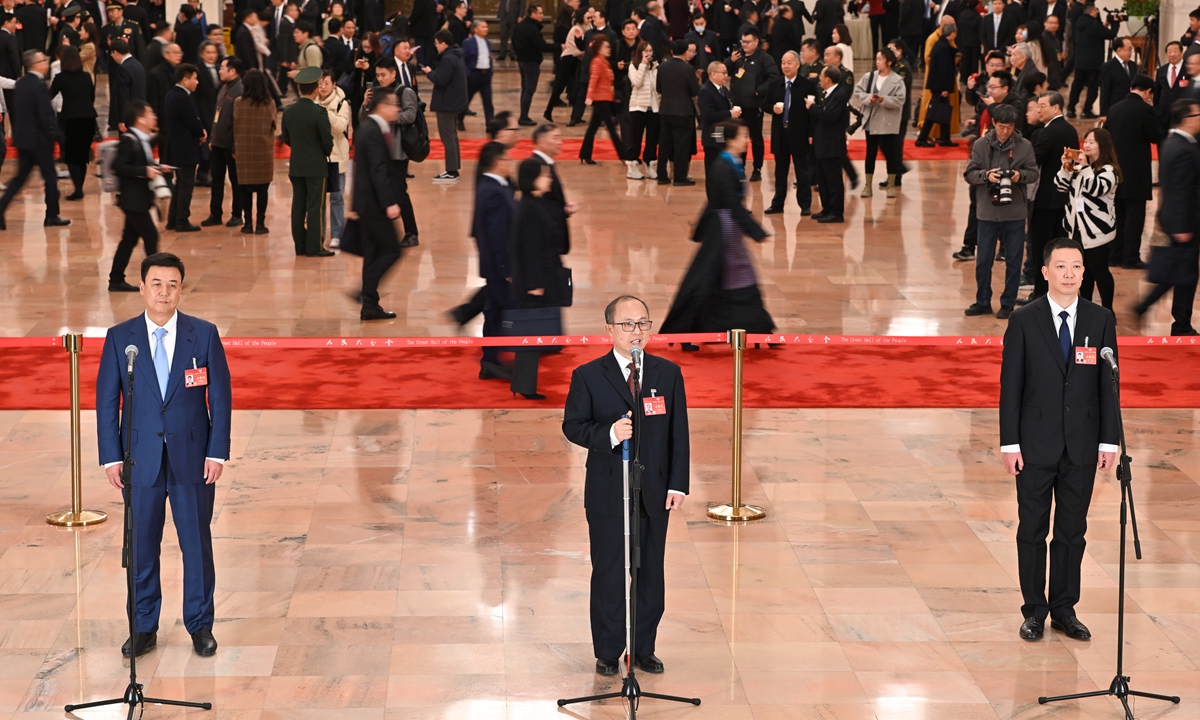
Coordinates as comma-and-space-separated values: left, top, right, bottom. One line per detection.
799, 59, 823, 84
280, 68, 333, 257
101, 17, 145, 60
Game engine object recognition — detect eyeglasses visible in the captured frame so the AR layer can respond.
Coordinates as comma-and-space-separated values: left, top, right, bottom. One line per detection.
613, 320, 653, 332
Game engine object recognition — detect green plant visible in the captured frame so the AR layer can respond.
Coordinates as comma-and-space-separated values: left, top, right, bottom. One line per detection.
1124, 0, 1158, 17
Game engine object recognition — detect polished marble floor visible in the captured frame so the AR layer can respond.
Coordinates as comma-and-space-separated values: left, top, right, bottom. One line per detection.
0, 64, 1177, 342
4, 407, 1200, 719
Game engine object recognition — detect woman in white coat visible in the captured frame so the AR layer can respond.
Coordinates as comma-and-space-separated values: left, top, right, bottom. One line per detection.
626, 40, 660, 180
852, 48, 908, 198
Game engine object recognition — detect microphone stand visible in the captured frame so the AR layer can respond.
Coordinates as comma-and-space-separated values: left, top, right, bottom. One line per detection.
558, 353, 701, 718
1038, 356, 1179, 719
65, 355, 211, 719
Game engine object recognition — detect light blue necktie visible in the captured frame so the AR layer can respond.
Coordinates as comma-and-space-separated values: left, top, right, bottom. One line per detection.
153, 327, 169, 399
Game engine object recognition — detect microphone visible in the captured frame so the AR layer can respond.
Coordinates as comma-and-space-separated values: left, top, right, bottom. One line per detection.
630, 346, 642, 395
125, 345, 138, 374
1100, 346, 1117, 372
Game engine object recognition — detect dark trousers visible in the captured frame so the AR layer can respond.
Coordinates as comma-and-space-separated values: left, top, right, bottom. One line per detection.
742, 107, 765, 172
1112, 197, 1147, 266
1016, 449, 1096, 621
168, 163, 197, 226
703, 146, 718, 176
464, 70, 495, 124
869, 14, 886, 51
209, 145, 243, 220
393, 159, 418, 237
587, 505, 669, 658
863, 132, 902, 175
109, 210, 159, 284
657, 113, 693, 182
771, 139, 812, 210
1028, 207, 1065, 299
1137, 243, 1199, 334
519, 61, 541, 121
976, 218, 1026, 308
0, 145, 60, 220
628, 110, 660, 164
290, 176, 325, 255
959, 45, 980, 84
902, 34, 923, 69
360, 215, 401, 310
241, 183, 269, 227
916, 113, 948, 144
436, 111, 461, 173
481, 278, 509, 366
132, 444, 217, 634
544, 56, 576, 116
1068, 68, 1100, 115
815, 156, 844, 217
964, 190, 978, 249
580, 100, 624, 160
1081, 242, 1114, 309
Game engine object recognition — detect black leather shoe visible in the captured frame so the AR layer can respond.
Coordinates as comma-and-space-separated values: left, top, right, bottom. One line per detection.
306, 250, 336, 257
811, 211, 828, 220
44, 216, 71, 227
800, 208, 811, 216
121, 632, 157, 657
176, 223, 201, 232
1051, 616, 1091, 640
673, 179, 696, 186
634, 654, 664, 673
1123, 260, 1148, 270
200, 215, 223, 226
763, 206, 784, 214
565, 119, 583, 127
1019, 617, 1044, 641
479, 361, 512, 380
226, 217, 244, 227
816, 215, 844, 223
517, 392, 547, 400
519, 118, 538, 126
0, 215, 7, 230
964, 303, 993, 316
749, 170, 762, 182
596, 657, 619, 676
996, 305, 1013, 319
191, 628, 217, 656
400, 234, 420, 248
255, 226, 269, 235
361, 306, 397, 321
241, 224, 254, 234
108, 281, 139, 292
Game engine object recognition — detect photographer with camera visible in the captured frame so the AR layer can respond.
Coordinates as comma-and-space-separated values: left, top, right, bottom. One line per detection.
964, 102, 1039, 319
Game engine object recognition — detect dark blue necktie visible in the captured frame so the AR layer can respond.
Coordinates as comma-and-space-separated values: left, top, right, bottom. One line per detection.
783, 80, 792, 127
1058, 310, 1071, 368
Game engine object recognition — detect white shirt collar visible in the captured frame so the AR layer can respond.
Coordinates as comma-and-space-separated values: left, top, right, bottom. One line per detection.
131, 126, 151, 142
1047, 294, 1078, 320
533, 149, 554, 165
483, 172, 508, 186
144, 310, 179, 336
1173, 128, 1197, 143
369, 113, 390, 135
612, 348, 644, 380
824, 84, 836, 98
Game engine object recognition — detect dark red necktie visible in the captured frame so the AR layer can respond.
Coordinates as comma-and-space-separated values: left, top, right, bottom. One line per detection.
627, 365, 638, 400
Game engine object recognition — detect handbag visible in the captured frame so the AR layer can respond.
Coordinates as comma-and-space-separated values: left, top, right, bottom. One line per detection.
327, 161, 340, 189
926, 95, 951, 125
558, 267, 573, 307
501, 306, 563, 351
1148, 244, 1200, 286
339, 217, 364, 256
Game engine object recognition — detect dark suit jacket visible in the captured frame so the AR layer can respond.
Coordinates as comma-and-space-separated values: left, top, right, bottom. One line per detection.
510, 195, 566, 304
325, 35, 352, 77
1029, 0, 1067, 36
96, 312, 232, 487
163, 84, 205, 166
532, 153, 570, 254
1032, 114, 1078, 209
982, 11, 1019, 54
1073, 12, 1115, 70
1104, 95, 1162, 201
361, 0, 384, 33
562, 351, 690, 518
210, 77, 242, 149
408, 0, 438, 37
1157, 130, 1200, 239
194, 63, 219, 130
147, 60, 175, 119
1155, 62, 1188, 131
0, 29, 19, 79
352, 117, 398, 216
811, 0, 842, 41
113, 131, 154, 211
656, 56, 699, 116
112, 56, 147, 130
473, 175, 515, 281
176, 20, 203, 64
49, 70, 97, 119
1098, 56, 1134, 115
810, 85, 848, 159
1000, 295, 1118, 466
233, 25, 258, 69
11, 72, 59, 150
280, 97, 332, 177
769, 74, 815, 155
15, 3, 47, 54
698, 81, 733, 148
926, 36, 957, 94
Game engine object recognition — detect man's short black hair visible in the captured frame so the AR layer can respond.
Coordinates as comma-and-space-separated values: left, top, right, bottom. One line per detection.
141, 252, 186, 282
524, 2, 541, 17
1168, 40, 1184, 51
375, 56, 398, 75
478, 140, 507, 173
328, 17, 342, 34
1190, 7, 1200, 19
1043, 237, 1084, 266
110, 38, 130, 55
621, 18, 636, 29
294, 19, 314, 36
989, 102, 1019, 125
486, 110, 512, 138
741, 27, 760, 40
221, 55, 244, 76
604, 295, 649, 323
821, 64, 841, 84
434, 29, 454, 45
1131, 74, 1155, 91
800, 37, 819, 51
672, 39, 688, 56
0, 12, 15, 24
991, 69, 1014, 88
984, 49, 1006, 64
175, 62, 198, 83
367, 85, 396, 112
1171, 97, 1200, 127
123, 98, 150, 128
532, 122, 557, 144
180, 4, 196, 19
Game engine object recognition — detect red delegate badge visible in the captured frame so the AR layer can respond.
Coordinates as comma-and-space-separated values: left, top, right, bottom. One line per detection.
643, 395, 666, 416
1075, 347, 1097, 365
185, 367, 209, 387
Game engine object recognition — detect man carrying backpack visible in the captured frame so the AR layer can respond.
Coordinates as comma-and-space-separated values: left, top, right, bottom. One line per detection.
360, 57, 423, 247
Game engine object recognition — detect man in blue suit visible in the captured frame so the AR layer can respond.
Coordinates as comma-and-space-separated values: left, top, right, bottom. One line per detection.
473, 141, 516, 379
96, 252, 232, 659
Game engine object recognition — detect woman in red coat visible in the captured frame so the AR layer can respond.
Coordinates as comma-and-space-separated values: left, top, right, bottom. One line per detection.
578, 36, 628, 164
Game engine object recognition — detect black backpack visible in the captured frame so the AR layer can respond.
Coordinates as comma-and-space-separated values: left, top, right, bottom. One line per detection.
400, 95, 431, 163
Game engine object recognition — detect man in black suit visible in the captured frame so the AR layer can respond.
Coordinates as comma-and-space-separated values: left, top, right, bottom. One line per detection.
408, 0, 439, 66
1155, 41, 1187, 136
726, 27, 777, 181
807, 65, 847, 223
530, 123, 574, 254
1098, 36, 1134, 119
0, 13, 21, 124
1027, 90, 1077, 299
1135, 99, 1200, 335
15, 1, 46, 57
1066, 2, 1115, 119
202, 56, 244, 228
656, 39, 699, 186
512, 3, 545, 126
472, 141, 516, 379
355, 88, 404, 321
1105, 76, 1161, 270
765, 50, 814, 214
1001, 236, 1118, 642
107, 100, 161, 291
163, 63, 206, 232
360, 0, 384, 33
147, 42, 179, 147
698, 61, 740, 175
1029, 0, 1067, 37
982, 0, 1019, 56
811, 0, 842, 47
110, 39, 147, 133
562, 294, 690, 677
176, 4, 204, 63
0, 50, 68, 230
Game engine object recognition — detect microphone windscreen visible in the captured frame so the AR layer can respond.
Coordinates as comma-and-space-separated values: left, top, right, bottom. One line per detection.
124, 344, 139, 358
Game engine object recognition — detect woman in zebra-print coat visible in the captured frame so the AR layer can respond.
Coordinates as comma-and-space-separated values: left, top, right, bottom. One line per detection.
1054, 127, 1122, 311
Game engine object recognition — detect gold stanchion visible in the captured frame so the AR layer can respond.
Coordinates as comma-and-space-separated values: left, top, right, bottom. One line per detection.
47, 333, 107, 528
707, 329, 765, 522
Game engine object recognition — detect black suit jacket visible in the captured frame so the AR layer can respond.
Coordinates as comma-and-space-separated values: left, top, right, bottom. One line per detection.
147, 60, 175, 119
113, 132, 154, 212
176, 20, 203, 64
11, 72, 59, 150
810, 85, 848, 159
361, 0, 384, 33
1032, 114, 1078, 209
15, 3, 47, 54
1098, 56, 1134, 115
1000, 295, 1118, 466
408, 0, 438, 37
163, 84, 204, 166
656, 56, 699, 116
698, 81, 733, 149
0, 29, 19, 79
472, 175, 515, 282
1154, 62, 1187, 130
233, 25, 258, 69
1029, 0, 1067, 36
811, 0, 842, 41
194, 63, 219, 131
769, 74, 815, 155
981, 11, 1019, 54
1072, 12, 1115, 70
562, 351, 690, 518
532, 153, 570, 254
1104, 95, 1162, 201
352, 117, 398, 217
1157, 130, 1200, 239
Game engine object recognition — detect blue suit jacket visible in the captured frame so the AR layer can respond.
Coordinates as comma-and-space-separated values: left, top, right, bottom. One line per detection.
461, 35, 493, 77
472, 175, 515, 281
96, 312, 232, 487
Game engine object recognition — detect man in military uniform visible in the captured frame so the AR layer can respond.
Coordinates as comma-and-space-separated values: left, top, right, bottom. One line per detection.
798, 38, 823, 84
103, 2, 145, 61
279, 66, 332, 257
59, 6, 83, 48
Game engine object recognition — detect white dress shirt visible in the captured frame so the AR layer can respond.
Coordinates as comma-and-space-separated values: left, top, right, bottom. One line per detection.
473, 34, 490, 69
482, 172, 508, 186
533, 149, 555, 165
605, 349, 684, 496
1000, 296, 1118, 454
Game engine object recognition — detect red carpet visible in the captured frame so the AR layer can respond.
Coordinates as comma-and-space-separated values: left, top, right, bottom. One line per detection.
2, 340, 1199, 410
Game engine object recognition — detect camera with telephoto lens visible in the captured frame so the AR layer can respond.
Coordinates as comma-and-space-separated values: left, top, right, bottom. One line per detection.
1106, 9, 1128, 23
991, 169, 1015, 206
